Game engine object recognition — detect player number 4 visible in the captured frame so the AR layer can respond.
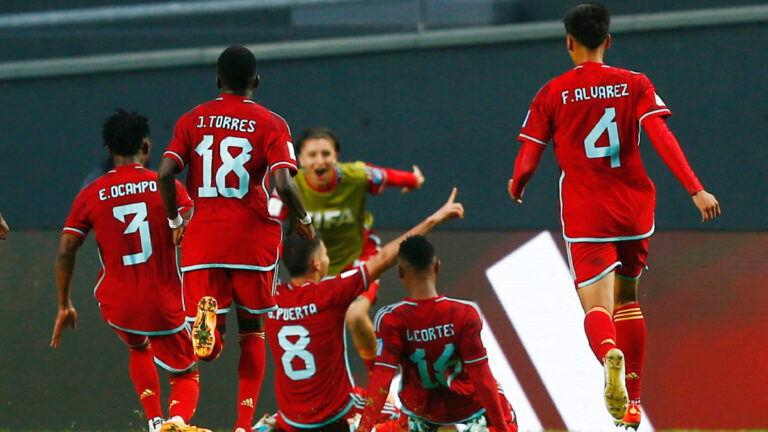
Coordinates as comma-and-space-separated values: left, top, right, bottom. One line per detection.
584, 107, 621, 168
409, 343, 463, 389
277, 325, 317, 381
112, 202, 153, 266
195, 135, 253, 198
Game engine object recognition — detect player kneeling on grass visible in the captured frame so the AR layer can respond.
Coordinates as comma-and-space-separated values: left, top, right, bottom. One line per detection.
356, 235, 518, 432
255, 188, 464, 432
52, 109, 209, 432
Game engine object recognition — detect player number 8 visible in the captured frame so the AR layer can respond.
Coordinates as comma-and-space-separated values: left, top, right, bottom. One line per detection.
277, 325, 317, 381
195, 135, 252, 198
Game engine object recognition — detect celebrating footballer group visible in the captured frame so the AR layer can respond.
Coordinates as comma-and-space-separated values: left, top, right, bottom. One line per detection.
50, 2, 720, 432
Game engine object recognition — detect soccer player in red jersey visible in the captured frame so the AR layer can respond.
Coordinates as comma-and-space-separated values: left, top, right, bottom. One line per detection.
51, 110, 207, 432
262, 189, 462, 432
357, 235, 517, 432
269, 127, 425, 374
157, 46, 316, 432
507, 2, 721, 427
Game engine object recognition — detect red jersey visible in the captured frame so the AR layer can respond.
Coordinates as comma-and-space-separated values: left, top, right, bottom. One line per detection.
265, 266, 370, 428
63, 164, 193, 334
374, 296, 490, 425
163, 94, 298, 271
519, 62, 671, 242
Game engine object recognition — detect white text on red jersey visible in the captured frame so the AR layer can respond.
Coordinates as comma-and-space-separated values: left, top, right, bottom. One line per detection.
196, 115, 256, 133
268, 303, 318, 321
406, 324, 455, 342
561, 83, 629, 104
99, 180, 157, 201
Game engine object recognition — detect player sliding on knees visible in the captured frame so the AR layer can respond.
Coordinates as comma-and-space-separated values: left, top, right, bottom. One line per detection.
357, 235, 518, 432
269, 127, 425, 375
507, 2, 721, 428
158, 46, 315, 432
255, 188, 462, 432
52, 110, 209, 432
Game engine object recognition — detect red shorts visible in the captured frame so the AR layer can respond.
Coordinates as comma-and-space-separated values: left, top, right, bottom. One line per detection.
183, 268, 277, 319
111, 325, 197, 373
566, 238, 650, 289
344, 229, 382, 303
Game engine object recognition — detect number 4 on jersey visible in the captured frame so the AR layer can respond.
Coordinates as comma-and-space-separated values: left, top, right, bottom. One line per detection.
584, 107, 621, 168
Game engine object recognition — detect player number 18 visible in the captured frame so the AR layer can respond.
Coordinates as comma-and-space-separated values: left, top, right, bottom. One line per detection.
195, 135, 252, 198
584, 107, 621, 168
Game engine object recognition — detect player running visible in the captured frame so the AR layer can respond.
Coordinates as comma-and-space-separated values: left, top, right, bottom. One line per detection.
52, 109, 207, 432
357, 235, 517, 432
261, 188, 462, 432
269, 126, 425, 373
157, 46, 315, 432
507, 2, 721, 428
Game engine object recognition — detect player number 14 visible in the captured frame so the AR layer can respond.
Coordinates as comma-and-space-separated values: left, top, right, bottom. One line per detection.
584, 107, 621, 168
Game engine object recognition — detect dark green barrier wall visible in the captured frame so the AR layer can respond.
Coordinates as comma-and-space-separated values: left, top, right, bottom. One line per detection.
2, 22, 766, 231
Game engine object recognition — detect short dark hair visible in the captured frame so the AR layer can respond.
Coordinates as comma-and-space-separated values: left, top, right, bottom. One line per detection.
102, 109, 149, 156
217, 45, 257, 91
282, 233, 323, 277
296, 127, 340, 155
563, 2, 610, 49
398, 235, 436, 271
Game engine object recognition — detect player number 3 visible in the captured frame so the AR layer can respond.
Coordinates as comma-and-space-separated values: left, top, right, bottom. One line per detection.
195, 135, 252, 198
584, 107, 621, 168
277, 325, 317, 381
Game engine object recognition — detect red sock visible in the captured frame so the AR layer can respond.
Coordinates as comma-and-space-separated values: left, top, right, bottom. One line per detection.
236, 331, 266, 429
129, 345, 163, 420
168, 370, 200, 422
614, 302, 646, 404
201, 327, 224, 362
584, 307, 618, 363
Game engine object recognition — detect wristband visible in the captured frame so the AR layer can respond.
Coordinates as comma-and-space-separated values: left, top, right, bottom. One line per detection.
168, 214, 183, 229
298, 213, 312, 226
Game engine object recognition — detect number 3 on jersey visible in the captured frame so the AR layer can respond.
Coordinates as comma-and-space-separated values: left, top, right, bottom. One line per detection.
278, 325, 316, 381
112, 202, 152, 266
195, 135, 252, 198
584, 107, 621, 168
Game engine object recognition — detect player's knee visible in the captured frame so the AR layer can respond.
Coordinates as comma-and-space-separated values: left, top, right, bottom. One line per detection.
127, 338, 150, 352
236, 311, 265, 332
168, 363, 198, 378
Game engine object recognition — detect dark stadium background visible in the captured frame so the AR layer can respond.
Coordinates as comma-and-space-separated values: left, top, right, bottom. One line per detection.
0, 0, 766, 430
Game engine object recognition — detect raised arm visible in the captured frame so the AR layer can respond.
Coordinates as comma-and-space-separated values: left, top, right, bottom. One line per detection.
643, 116, 721, 222
273, 167, 316, 241
51, 233, 84, 348
363, 188, 464, 281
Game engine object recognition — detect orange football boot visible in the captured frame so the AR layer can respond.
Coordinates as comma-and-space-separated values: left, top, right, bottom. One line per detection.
192, 296, 218, 358
615, 403, 641, 429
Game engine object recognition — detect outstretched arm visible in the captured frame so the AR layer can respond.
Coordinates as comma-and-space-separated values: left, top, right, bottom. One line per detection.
51, 233, 84, 348
367, 163, 425, 194
357, 365, 397, 432
273, 167, 316, 241
507, 141, 545, 203
363, 187, 464, 281
643, 116, 721, 222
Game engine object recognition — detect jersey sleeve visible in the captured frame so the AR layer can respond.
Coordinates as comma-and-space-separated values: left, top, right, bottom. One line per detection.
62, 188, 92, 239
266, 114, 299, 175
164, 112, 194, 169
518, 82, 554, 147
365, 163, 419, 195
327, 265, 370, 308
635, 73, 672, 124
373, 310, 403, 370
458, 303, 489, 366
174, 179, 194, 214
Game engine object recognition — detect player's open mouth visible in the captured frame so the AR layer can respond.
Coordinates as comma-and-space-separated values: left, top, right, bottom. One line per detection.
315, 168, 328, 177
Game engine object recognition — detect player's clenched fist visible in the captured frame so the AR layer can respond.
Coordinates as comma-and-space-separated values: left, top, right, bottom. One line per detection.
295, 221, 316, 242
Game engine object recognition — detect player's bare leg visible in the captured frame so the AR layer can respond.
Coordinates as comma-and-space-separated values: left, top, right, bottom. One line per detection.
613, 276, 645, 429
345, 295, 378, 373
234, 312, 267, 432
578, 272, 628, 420
192, 296, 218, 358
